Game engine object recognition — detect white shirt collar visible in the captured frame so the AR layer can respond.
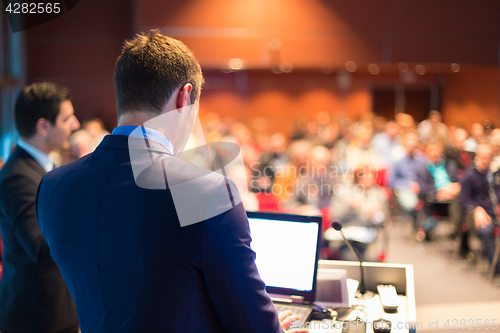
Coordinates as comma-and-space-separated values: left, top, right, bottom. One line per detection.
111, 126, 174, 155
17, 139, 54, 172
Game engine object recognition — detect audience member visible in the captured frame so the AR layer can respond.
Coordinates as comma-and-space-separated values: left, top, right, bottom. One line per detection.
490, 128, 500, 142
69, 129, 93, 159
416, 141, 461, 240
445, 127, 473, 178
259, 132, 289, 182
390, 132, 426, 228
274, 139, 312, 204
417, 110, 448, 143
83, 117, 109, 151
460, 142, 500, 275
330, 166, 388, 260
0, 82, 80, 333
489, 136, 500, 173
482, 119, 495, 137
396, 113, 416, 132
371, 120, 404, 167
345, 121, 382, 169
303, 145, 335, 209
464, 123, 484, 153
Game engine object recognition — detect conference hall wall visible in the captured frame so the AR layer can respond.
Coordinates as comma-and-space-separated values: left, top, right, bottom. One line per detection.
23, 0, 500, 134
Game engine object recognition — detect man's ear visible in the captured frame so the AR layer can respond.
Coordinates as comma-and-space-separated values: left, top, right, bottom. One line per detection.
176, 83, 193, 111
35, 118, 50, 137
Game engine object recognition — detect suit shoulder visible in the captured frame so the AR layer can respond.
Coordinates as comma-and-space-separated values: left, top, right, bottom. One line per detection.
0, 157, 39, 191
142, 154, 229, 192
42, 153, 92, 183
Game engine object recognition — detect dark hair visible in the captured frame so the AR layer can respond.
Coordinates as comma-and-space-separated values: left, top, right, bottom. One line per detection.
14, 82, 71, 138
115, 30, 203, 117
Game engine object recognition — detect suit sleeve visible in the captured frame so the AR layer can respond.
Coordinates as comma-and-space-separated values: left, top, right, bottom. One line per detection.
200, 177, 283, 333
389, 161, 405, 189
446, 160, 459, 183
417, 165, 437, 202
459, 174, 478, 212
0, 173, 49, 263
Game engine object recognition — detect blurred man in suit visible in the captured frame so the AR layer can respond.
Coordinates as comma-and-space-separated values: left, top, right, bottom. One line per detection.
0, 82, 80, 333
460, 142, 500, 275
36, 31, 306, 333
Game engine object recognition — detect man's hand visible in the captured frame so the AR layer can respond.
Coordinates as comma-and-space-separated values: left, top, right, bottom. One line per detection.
447, 182, 461, 197
436, 189, 452, 201
409, 181, 420, 194
474, 206, 492, 229
437, 183, 461, 201
279, 310, 309, 333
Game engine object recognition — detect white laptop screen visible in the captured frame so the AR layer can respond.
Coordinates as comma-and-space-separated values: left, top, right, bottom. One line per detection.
248, 217, 319, 292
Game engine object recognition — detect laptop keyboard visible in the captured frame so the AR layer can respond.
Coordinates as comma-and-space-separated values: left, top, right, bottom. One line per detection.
274, 304, 311, 328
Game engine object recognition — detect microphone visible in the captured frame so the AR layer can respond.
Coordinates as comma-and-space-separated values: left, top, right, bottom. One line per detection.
331, 219, 366, 295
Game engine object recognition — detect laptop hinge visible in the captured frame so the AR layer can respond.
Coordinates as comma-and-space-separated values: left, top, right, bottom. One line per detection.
270, 294, 305, 304
291, 295, 305, 304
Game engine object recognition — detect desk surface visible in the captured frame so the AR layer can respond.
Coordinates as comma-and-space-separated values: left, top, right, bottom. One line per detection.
307, 294, 411, 333
310, 260, 417, 333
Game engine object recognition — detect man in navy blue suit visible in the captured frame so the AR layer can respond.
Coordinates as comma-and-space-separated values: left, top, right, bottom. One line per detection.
36, 30, 307, 332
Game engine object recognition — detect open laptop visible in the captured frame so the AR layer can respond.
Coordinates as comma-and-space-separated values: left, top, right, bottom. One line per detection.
246, 211, 322, 328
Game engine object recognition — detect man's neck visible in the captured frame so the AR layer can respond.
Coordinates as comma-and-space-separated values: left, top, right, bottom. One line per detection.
477, 167, 489, 174
117, 111, 158, 127
20, 136, 51, 155
428, 158, 441, 166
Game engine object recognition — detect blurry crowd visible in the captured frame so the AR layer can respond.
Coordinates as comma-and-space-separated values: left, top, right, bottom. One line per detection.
200, 111, 500, 268
2, 109, 499, 269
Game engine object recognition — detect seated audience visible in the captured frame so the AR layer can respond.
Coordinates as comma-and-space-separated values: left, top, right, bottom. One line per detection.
274, 139, 312, 204
460, 142, 500, 275
304, 145, 335, 210
445, 127, 474, 178
396, 113, 416, 132
390, 132, 426, 228
490, 137, 500, 173
83, 117, 109, 151
464, 122, 484, 154
330, 166, 388, 260
69, 129, 93, 159
345, 121, 382, 169
417, 140, 461, 240
371, 120, 404, 168
417, 110, 448, 143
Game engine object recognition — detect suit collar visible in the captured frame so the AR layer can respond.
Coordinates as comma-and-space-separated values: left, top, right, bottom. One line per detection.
17, 139, 54, 172
96, 135, 172, 155
13, 146, 47, 177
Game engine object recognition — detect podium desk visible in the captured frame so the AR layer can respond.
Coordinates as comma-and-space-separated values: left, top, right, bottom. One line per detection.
314, 260, 417, 333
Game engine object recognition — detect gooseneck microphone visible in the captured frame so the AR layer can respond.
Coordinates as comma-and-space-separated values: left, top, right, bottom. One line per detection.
331, 219, 366, 295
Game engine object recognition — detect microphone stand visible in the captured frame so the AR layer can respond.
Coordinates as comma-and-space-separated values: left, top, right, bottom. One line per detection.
332, 220, 367, 295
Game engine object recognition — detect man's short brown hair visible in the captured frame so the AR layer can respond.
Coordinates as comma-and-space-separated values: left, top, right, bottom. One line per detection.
15, 82, 71, 138
114, 30, 203, 117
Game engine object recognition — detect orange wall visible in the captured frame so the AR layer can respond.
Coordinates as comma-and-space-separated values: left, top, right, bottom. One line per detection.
199, 70, 372, 134
23, 0, 500, 133
26, 0, 132, 129
138, 0, 500, 68
442, 68, 500, 128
